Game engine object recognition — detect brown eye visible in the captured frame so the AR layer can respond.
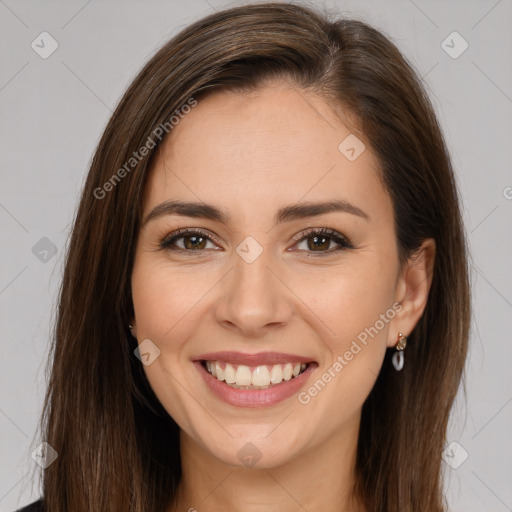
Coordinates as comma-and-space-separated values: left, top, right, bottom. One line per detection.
160, 229, 219, 252
180, 234, 207, 250
305, 233, 332, 251
160, 227, 353, 256
292, 228, 354, 256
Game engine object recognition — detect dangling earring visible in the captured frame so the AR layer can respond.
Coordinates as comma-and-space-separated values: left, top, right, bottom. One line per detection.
391, 332, 407, 371
128, 324, 134, 336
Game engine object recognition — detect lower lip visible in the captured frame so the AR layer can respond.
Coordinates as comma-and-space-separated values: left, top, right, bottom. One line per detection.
194, 361, 317, 408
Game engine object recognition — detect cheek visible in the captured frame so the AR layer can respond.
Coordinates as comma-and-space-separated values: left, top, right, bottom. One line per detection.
298, 263, 396, 410
131, 257, 212, 340
130, 258, 203, 427
290, 259, 396, 351
294, 271, 394, 437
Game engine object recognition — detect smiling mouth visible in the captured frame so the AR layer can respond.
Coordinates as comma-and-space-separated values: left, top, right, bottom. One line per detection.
201, 360, 310, 389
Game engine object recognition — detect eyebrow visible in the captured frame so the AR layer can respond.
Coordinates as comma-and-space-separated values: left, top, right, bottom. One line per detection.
142, 199, 369, 227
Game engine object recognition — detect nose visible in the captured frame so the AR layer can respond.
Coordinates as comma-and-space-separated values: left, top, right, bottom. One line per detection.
214, 244, 293, 339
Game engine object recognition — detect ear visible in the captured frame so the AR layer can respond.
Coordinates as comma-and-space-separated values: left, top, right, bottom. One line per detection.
387, 238, 436, 348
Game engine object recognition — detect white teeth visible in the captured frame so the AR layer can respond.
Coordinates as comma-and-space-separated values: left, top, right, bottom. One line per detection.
224, 363, 236, 384
215, 361, 224, 381
206, 361, 217, 377
235, 365, 252, 386
205, 361, 308, 388
269, 364, 283, 384
252, 366, 270, 386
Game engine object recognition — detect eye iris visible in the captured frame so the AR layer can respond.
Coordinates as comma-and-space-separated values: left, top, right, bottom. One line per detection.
308, 234, 330, 251
184, 234, 206, 250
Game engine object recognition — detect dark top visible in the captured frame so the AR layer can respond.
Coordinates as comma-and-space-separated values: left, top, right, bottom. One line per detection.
15, 500, 44, 512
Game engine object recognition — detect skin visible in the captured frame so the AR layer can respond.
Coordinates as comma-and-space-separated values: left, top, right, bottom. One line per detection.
130, 79, 435, 512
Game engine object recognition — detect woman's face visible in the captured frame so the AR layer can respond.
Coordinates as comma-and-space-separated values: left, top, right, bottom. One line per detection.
131, 80, 418, 468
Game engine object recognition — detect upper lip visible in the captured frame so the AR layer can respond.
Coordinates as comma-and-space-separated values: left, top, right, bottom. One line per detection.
193, 351, 315, 366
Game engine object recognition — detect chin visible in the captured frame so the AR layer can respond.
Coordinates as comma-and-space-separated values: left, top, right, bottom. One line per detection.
196, 424, 307, 469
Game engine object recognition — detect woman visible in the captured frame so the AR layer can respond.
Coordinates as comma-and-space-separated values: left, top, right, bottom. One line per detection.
18, 2, 470, 511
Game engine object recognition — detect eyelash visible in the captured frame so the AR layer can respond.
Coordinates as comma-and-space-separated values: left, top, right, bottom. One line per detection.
159, 227, 354, 257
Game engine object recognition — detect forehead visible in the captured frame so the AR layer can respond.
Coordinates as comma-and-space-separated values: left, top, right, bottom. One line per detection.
142, 83, 390, 225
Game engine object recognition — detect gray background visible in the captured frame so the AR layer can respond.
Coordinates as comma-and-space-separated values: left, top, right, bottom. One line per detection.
1, 0, 511, 510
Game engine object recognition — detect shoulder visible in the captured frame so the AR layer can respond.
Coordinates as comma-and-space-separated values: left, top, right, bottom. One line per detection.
15, 499, 44, 512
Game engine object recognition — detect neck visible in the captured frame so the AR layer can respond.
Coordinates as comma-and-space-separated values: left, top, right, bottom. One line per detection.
168, 414, 365, 512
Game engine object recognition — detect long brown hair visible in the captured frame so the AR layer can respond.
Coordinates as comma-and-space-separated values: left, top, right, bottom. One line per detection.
40, 2, 471, 511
